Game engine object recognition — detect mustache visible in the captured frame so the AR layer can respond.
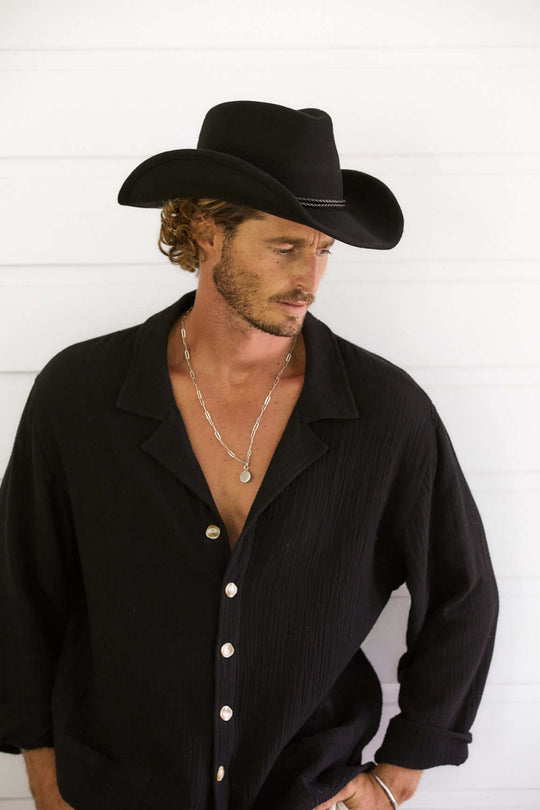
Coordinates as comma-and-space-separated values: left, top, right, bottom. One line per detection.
274, 294, 314, 304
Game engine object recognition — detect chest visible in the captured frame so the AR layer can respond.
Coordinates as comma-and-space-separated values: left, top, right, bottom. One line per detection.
168, 370, 304, 553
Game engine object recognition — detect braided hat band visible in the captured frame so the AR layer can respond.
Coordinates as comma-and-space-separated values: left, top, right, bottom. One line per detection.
296, 196, 347, 208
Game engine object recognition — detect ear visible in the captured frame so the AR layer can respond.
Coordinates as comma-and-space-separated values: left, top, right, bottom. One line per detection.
191, 216, 223, 256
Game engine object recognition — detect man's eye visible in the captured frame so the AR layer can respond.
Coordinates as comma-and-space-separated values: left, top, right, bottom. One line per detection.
273, 248, 332, 255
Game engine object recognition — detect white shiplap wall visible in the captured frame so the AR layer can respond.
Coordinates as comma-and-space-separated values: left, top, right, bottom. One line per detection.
0, 1, 539, 808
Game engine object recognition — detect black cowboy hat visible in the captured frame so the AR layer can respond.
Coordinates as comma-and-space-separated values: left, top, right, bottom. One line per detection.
117, 100, 404, 250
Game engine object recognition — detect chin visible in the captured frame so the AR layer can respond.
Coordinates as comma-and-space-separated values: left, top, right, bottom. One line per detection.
260, 320, 299, 339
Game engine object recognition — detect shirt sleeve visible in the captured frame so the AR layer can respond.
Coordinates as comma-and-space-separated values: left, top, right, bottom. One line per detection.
374, 402, 499, 769
0, 374, 80, 754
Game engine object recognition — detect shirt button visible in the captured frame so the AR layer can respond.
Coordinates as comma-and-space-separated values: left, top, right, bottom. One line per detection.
221, 642, 234, 658
225, 582, 238, 598
220, 705, 233, 721
217, 765, 225, 781
206, 525, 221, 539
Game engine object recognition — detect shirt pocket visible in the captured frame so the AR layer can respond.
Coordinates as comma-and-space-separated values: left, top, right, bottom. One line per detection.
55, 728, 153, 810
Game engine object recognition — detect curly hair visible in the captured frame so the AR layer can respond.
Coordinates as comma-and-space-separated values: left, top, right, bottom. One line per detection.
157, 198, 267, 274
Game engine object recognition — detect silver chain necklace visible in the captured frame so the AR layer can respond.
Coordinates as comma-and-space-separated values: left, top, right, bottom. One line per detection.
179, 307, 297, 484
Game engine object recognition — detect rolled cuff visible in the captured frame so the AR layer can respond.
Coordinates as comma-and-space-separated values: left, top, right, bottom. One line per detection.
0, 702, 54, 754
374, 715, 472, 769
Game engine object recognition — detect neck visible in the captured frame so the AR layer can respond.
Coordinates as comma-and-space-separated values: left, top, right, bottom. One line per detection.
172, 289, 305, 390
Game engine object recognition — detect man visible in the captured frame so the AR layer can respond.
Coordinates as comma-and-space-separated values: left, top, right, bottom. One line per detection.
0, 101, 499, 810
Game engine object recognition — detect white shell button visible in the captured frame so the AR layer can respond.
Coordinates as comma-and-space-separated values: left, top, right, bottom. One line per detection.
225, 582, 238, 597
220, 705, 233, 721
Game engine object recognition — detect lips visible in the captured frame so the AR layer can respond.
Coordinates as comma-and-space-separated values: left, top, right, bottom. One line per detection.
277, 301, 308, 316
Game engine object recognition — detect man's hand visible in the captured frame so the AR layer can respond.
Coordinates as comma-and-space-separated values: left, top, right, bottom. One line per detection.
313, 762, 423, 810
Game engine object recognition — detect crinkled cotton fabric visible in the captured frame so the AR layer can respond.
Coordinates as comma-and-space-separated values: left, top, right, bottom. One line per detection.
0, 288, 499, 810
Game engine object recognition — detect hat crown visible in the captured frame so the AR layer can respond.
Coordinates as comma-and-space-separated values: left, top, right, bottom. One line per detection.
196, 101, 344, 201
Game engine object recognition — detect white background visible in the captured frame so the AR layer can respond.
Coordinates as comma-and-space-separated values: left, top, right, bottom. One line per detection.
0, 1, 539, 808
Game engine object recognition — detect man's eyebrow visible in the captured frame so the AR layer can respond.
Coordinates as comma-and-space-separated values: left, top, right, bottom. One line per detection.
264, 236, 336, 247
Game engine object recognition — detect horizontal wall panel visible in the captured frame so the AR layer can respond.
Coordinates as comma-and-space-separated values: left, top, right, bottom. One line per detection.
2, 48, 540, 72
393, 383, 540, 473
0, 273, 537, 370
471, 472, 540, 492
404, 792, 540, 809
473, 490, 539, 578
313, 279, 540, 367
1, 0, 539, 49
1, 65, 539, 155
407, 367, 540, 387
0, 751, 34, 799
0, 168, 538, 265
0, 280, 196, 371
362, 583, 536, 685
361, 693, 540, 797
1, 255, 539, 282
381, 682, 540, 704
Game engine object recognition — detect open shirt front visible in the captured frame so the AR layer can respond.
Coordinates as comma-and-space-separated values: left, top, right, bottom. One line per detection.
0, 288, 499, 810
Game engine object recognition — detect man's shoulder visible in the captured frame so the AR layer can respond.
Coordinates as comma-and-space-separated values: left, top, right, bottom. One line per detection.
331, 327, 433, 417
327, 327, 438, 472
31, 319, 141, 406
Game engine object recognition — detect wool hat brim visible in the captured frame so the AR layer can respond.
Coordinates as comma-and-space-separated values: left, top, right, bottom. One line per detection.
117, 148, 404, 250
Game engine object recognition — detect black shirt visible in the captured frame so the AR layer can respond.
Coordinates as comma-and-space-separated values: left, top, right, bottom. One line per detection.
0, 288, 499, 810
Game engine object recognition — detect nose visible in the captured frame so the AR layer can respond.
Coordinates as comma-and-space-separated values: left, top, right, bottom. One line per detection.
292, 253, 326, 293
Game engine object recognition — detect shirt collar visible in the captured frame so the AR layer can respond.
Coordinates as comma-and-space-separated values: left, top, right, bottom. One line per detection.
115, 289, 359, 548
115, 288, 359, 424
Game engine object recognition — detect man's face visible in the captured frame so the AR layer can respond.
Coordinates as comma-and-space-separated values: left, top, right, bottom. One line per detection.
210, 212, 334, 338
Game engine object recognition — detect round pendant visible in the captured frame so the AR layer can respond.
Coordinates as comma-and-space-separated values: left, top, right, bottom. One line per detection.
239, 469, 252, 483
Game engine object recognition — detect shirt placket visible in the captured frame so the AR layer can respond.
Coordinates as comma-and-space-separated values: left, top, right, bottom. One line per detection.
207, 519, 255, 810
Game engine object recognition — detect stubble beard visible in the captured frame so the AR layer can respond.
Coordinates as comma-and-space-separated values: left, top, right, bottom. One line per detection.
212, 240, 303, 339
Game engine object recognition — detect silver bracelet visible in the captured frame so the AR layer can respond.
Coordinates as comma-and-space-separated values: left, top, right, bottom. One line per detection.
370, 772, 399, 809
